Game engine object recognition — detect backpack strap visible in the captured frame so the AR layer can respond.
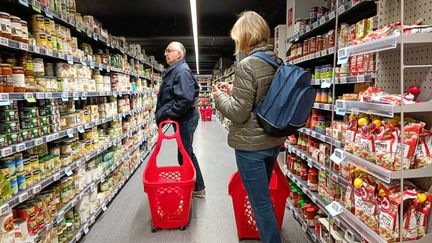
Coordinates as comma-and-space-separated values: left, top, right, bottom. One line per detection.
251, 51, 282, 68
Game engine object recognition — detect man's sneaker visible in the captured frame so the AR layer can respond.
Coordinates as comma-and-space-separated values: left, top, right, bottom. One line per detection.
192, 189, 206, 198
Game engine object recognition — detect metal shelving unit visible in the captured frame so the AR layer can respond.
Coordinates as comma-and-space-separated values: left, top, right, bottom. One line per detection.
297, 128, 344, 148
286, 198, 321, 243
311, 74, 375, 86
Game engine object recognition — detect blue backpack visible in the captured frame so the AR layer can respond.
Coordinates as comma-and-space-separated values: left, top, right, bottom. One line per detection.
251, 51, 316, 137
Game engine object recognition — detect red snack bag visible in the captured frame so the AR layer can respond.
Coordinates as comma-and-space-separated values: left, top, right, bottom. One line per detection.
354, 178, 379, 232
358, 86, 384, 102
353, 123, 377, 162
413, 131, 432, 169
375, 126, 398, 169
415, 193, 431, 239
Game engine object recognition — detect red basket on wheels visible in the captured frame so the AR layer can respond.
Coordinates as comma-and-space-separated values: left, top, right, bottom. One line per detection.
228, 162, 290, 239
204, 108, 213, 121
143, 120, 196, 231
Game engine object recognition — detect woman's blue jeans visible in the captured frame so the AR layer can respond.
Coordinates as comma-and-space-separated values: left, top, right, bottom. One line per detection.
235, 146, 281, 243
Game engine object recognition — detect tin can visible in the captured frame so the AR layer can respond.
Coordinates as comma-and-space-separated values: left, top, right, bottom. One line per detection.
34, 31, 47, 48
14, 153, 24, 173
23, 156, 32, 174
309, 37, 317, 53
10, 175, 18, 194
17, 172, 26, 191
24, 172, 33, 187
1, 156, 16, 179
32, 15, 45, 32
316, 35, 323, 52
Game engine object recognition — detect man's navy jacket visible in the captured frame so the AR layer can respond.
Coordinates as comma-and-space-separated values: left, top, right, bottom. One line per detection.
155, 59, 199, 124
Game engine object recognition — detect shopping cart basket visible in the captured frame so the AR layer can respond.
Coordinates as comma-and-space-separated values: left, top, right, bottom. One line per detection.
143, 120, 196, 231
228, 162, 289, 239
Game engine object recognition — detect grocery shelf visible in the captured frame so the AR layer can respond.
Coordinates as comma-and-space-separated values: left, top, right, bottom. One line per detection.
313, 103, 333, 112
312, 74, 375, 86
337, 33, 432, 62
335, 99, 432, 118
288, 0, 376, 43
0, 90, 152, 104
0, 107, 148, 159
297, 128, 344, 148
212, 70, 235, 83
332, 148, 432, 184
12, 0, 163, 72
70, 143, 155, 243
328, 201, 385, 243
286, 198, 320, 243
290, 48, 335, 66
286, 144, 349, 187
0, 36, 152, 79
317, 218, 345, 243
0, 121, 149, 215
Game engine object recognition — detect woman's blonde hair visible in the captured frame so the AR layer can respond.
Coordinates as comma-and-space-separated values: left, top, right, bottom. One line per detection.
230, 11, 270, 54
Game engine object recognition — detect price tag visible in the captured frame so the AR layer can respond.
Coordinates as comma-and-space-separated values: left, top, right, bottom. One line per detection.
0, 37, 7, 46
321, 50, 327, 56
312, 22, 319, 29
18, 192, 29, 203
46, 49, 53, 56
334, 217, 341, 227
19, 0, 29, 7
329, 11, 336, 19
35, 92, 45, 99
90, 184, 96, 192
305, 25, 311, 32
73, 92, 79, 100
320, 17, 326, 25
19, 42, 29, 51
90, 216, 96, 224
67, 129, 74, 138
61, 92, 69, 101
34, 138, 43, 146
100, 176, 106, 183
32, 0, 42, 13
331, 174, 339, 182
77, 126, 85, 133
86, 154, 91, 161
98, 64, 103, 71
311, 195, 317, 204
65, 167, 73, 176
53, 172, 61, 181
45, 92, 53, 99
66, 55, 73, 64
81, 92, 87, 100
89, 61, 95, 69
106, 66, 111, 72
0, 93, 9, 101
330, 150, 345, 165
46, 134, 55, 142
77, 159, 85, 167
102, 204, 107, 211
301, 223, 308, 232
32, 184, 41, 194
16, 143, 26, 152
357, 75, 366, 82
339, 77, 348, 84
325, 201, 343, 217
0, 204, 10, 215
84, 225, 90, 235
321, 79, 332, 88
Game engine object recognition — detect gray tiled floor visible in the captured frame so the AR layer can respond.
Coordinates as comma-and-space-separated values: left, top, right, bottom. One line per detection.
81, 117, 312, 243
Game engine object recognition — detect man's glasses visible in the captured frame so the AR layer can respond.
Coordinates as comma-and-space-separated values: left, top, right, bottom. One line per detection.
164, 49, 179, 54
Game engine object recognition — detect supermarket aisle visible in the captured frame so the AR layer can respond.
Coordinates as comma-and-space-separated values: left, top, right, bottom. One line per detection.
82, 117, 311, 243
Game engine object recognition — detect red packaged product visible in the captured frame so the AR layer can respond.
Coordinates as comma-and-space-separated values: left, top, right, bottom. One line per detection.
415, 193, 432, 239
413, 131, 432, 169
353, 123, 377, 162
375, 125, 398, 169
358, 86, 384, 102
344, 115, 359, 152
354, 179, 379, 232
394, 122, 425, 170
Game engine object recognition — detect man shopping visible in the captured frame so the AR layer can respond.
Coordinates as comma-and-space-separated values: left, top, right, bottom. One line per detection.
155, 41, 206, 198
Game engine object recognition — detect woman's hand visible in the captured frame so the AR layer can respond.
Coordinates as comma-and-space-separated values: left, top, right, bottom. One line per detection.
212, 84, 223, 99
218, 82, 233, 96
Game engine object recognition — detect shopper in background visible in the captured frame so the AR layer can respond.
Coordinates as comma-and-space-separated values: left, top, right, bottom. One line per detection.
155, 41, 206, 198
212, 11, 286, 243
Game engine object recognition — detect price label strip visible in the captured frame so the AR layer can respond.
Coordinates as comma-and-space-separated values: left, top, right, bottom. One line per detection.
330, 149, 345, 165
337, 48, 350, 65
325, 201, 344, 217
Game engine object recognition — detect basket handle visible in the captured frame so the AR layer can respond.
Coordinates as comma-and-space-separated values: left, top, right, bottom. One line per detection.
158, 120, 181, 140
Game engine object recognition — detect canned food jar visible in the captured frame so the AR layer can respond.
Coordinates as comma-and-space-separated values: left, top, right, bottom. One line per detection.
10, 16, 22, 41
316, 35, 323, 52
20, 20, 29, 43
32, 14, 45, 32
309, 37, 317, 53
0, 12, 12, 39
12, 67, 26, 92
43, 17, 51, 35
24, 172, 32, 187
310, 7, 318, 23
34, 31, 47, 48
1, 64, 14, 92
33, 58, 45, 77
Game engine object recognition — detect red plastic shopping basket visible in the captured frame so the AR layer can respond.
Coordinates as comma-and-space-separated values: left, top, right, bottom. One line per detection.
228, 162, 290, 239
143, 120, 196, 231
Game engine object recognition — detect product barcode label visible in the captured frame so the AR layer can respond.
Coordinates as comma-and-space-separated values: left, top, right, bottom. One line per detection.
0, 204, 10, 215
102, 204, 107, 211
66, 56, 73, 64
0, 93, 9, 100
16, 143, 26, 152
53, 173, 61, 181
339, 77, 348, 84
77, 126, 85, 133
65, 167, 73, 176
19, 0, 29, 7
45, 8, 53, 19
46, 49, 53, 56
84, 226, 90, 235
330, 149, 345, 165
326, 201, 343, 217
18, 192, 29, 203
329, 12, 336, 19
357, 75, 366, 82
61, 92, 69, 101
312, 22, 318, 29
320, 17, 326, 25
19, 42, 29, 51
305, 25, 311, 32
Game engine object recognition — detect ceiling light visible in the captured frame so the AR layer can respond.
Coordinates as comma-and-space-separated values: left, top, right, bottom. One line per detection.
190, 0, 199, 74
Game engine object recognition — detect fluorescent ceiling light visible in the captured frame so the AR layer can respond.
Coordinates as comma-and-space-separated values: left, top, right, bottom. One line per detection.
190, 0, 199, 74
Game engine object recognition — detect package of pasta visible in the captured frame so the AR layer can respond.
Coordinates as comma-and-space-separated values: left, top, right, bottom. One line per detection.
378, 182, 418, 242
353, 177, 379, 232
375, 125, 398, 169
345, 114, 359, 153
354, 123, 377, 162
394, 122, 425, 170
415, 193, 432, 239
413, 131, 432, 169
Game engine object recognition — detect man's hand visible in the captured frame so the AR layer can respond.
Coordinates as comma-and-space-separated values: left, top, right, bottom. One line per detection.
212, 84, 223, 99
218, 82, 233, 96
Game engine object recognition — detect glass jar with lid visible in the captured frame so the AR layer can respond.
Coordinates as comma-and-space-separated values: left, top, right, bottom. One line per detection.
0, 12, 12, 39
20, 20, 29, 44
1, 64, 14, 92
32, 58, 45, 77
12, 67, 26, 92
10, 16, 22, 42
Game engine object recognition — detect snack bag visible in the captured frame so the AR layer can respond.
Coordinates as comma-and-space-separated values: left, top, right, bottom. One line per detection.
413, 131, 432, 169
358, 86, 384, 102
375, 125, 398, 169
415, 193, 432, 239
354, 122, 377, 162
